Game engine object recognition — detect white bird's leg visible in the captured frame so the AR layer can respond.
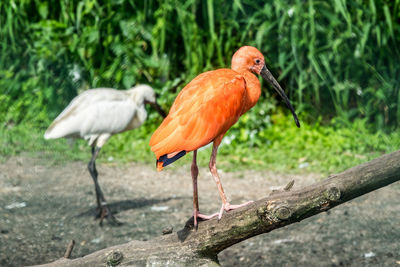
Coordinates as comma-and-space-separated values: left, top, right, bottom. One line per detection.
191, 150, 218, 229
88, 146, 121, 226
88, 146, 102, 209
209, 140, 253, 220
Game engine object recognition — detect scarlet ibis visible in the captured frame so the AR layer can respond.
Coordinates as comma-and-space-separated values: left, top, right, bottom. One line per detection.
45, 85, 166, 225
149, 46, 300, 228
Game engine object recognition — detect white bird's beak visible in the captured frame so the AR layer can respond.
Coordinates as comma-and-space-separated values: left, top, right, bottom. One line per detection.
145, 100, 167, 118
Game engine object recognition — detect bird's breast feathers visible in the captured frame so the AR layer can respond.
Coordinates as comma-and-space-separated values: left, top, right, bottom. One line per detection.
149, 69, 247, 158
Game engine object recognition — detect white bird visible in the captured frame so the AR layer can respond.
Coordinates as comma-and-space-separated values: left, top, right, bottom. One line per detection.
44, 84, 166, 225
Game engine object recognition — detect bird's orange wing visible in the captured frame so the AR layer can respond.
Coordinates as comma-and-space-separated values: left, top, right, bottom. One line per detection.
149, 69, 246, 160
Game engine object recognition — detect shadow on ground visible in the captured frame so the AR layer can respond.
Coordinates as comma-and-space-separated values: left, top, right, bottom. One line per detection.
76, 197, 185, 218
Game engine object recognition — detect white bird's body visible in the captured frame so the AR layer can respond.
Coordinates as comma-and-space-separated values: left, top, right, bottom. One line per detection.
45, 85, 153, 147
44, 84, 165, 225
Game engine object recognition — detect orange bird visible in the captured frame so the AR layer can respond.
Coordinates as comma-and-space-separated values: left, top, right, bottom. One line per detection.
149, 46, 300, 227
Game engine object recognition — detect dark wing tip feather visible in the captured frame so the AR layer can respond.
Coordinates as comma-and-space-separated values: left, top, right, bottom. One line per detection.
156, 151, 187, 171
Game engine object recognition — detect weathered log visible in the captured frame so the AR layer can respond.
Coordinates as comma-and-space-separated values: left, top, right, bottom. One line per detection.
35, 150, 400, 267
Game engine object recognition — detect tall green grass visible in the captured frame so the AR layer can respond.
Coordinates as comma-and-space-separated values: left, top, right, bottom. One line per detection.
1, 0, 399, 130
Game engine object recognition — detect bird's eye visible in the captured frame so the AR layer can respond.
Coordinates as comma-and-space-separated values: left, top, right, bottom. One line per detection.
255, 59, 261, 64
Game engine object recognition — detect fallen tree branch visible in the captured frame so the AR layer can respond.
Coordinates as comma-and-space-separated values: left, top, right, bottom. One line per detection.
35, 150, 400, 267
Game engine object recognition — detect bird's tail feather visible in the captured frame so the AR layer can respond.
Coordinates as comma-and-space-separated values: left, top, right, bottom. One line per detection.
156, 150, 187, 171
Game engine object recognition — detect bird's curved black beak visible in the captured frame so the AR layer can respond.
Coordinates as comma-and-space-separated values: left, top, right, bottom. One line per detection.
145, 100, 167, 118
261, 65, 300, 128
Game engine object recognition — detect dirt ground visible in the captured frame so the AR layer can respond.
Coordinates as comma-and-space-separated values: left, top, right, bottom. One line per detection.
0, 155, 399, 267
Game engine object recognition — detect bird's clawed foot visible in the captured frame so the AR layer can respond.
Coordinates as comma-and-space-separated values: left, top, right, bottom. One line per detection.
218, 201, 254, 220
96, 204, 123, 226
192, 210, 219, 229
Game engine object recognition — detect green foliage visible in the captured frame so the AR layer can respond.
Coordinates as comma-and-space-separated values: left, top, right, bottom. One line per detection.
210, 112, 398, 174
1, 0, 400, 129
0, 124, 88, 163
0, 0, 399, 173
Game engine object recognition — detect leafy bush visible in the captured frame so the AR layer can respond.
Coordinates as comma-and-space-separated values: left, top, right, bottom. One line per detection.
0, 0, 399, 146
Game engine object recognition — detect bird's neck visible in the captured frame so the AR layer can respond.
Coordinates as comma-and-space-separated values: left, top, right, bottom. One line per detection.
240, 71, 261, 115
126, 89, 139, 102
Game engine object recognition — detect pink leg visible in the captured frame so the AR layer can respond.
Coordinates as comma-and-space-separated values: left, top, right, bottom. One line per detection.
209, 141, 253, 220
191, 150, 218, 228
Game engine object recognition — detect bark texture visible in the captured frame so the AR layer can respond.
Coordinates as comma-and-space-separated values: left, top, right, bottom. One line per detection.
35, 150, 400, 267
